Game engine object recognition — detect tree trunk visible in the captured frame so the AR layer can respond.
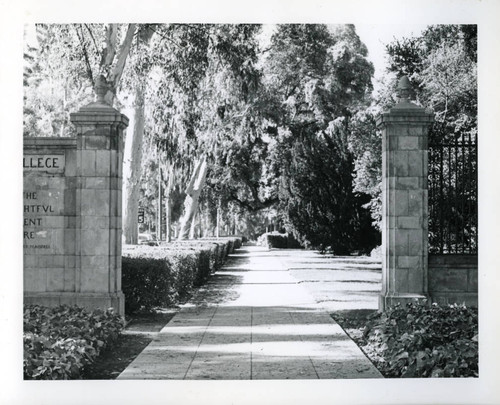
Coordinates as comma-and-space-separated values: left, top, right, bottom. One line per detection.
164, 163, 174, 242
216, 201, 221, 238
189, 211, 198, 239
177, 156, 208, 240
165, 196, 171, 242
157, 161, 163, 241
120, 26, 155, 244
123, 84, 146, 244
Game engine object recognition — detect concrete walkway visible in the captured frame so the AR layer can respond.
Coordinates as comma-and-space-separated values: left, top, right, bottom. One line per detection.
118, 246, 382, 380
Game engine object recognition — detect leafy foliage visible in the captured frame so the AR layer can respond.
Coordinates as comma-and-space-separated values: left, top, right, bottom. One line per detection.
385, 24, 477, 138
260, 24, 378, 253
361, 302, 478, 378
23, 305, 124, 380
351, 24, 478, 229
348, 108, 383, 228
23, 24, 139, 136
23, 24, 96, 137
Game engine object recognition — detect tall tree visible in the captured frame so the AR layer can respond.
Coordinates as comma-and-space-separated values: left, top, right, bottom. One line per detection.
122, 25, 155, 244
144, 24, 262, 239
260, 24, 377, 253
345, 25, 477, 231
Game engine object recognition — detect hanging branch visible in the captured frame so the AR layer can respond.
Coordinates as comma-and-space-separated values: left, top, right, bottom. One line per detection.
74, 25, 94, 85
84, 24, 100, 60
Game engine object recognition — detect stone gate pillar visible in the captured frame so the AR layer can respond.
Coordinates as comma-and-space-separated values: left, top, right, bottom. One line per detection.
377, 76, 434, 311
69, 77, 128, 316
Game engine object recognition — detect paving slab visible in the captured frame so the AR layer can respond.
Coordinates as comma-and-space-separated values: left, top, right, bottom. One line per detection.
118, 246, 383, 380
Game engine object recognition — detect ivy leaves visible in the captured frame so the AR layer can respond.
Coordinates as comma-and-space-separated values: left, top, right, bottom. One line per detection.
362, 303, 478, 378
23, 305, 124, 380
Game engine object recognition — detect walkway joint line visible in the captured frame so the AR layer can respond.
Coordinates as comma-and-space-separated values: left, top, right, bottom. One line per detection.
288, 310, 320, 379
182, 305, 218, 380
250, 306, 253, 380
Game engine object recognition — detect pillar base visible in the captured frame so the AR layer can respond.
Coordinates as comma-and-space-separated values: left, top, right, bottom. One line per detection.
24, 292, 125, 317
379, 293, 428, 312
429, 292, 478, 307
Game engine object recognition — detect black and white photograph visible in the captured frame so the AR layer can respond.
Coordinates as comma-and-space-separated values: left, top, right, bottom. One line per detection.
2, 1, 500, 404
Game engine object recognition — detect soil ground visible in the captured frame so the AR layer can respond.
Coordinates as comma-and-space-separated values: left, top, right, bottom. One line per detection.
83, 310, 177, 379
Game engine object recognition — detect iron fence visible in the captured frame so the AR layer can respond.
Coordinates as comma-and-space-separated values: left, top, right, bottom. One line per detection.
428, 125, 478, 254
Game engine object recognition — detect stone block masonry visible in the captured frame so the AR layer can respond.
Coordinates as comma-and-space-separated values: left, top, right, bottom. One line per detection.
377, 76, 434, 311
23, 99, 128, 316
428, 254, 478, 306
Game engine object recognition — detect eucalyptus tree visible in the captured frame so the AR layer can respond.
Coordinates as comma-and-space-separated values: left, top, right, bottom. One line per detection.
24, 24, 137, 109
23, 24, 162, 244
146, 24, 262, 239
121, 25, 156, 243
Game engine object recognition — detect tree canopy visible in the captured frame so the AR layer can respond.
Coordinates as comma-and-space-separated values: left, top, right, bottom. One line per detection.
24, 24, 476, 253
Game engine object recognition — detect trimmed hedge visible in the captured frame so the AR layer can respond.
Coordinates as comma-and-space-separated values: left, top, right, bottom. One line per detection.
24, 305, 124, 380
122, 237, 242, 314
362, 302, 478, 378
257, 232, 302, 249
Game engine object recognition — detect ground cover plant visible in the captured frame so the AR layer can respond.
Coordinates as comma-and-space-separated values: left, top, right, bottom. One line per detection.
332, 302, 478, 378
24, 305, 124, 380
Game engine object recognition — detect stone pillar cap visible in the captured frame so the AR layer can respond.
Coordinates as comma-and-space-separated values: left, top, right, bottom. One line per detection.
397, 76, 411, 99
376, 76, 434, 127
69, 75, 129, 127
393, 75, 420, 110
73, 75, 120, 114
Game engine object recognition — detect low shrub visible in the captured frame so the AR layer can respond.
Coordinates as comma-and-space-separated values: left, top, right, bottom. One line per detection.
258, 232, 302, 249
362, 302, 478, 378
266, 233, 288, 248
172, 241, 223, 273
24, 305, 124, 380
123, 247, 197, 313
370, 245, 382, 259
122, 237, 242, 314
234, 237, 243, 249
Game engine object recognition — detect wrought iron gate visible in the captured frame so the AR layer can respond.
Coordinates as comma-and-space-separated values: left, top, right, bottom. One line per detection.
428, 124, 478, 254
